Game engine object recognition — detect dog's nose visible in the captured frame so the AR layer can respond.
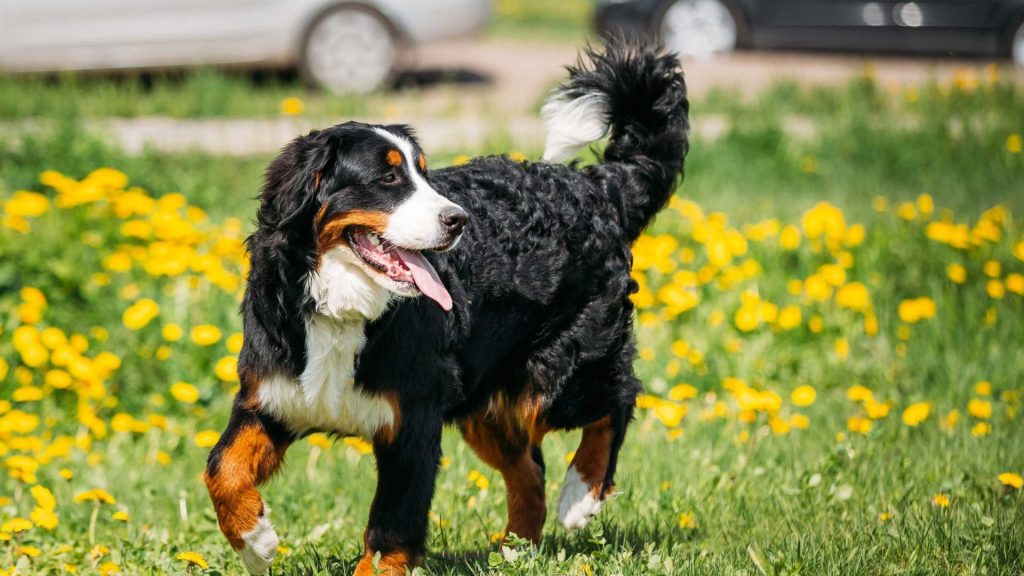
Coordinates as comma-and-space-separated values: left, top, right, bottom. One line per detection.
440, 206, 468, 236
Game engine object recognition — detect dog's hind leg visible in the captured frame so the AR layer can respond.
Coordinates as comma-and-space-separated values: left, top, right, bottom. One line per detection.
204, 399, 293, 575
459, 398, 547, 544
555, 355, 638, 531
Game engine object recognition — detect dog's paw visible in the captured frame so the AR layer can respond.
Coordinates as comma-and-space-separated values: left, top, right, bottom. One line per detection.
238, 512, 279, 575
557, 467, 604, 530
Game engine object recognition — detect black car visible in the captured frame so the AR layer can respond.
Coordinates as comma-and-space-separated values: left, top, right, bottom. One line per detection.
595, 0, 1024, 64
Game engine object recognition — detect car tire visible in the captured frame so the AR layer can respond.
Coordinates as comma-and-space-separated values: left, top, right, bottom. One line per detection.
1009, 16, 1024, 67
300, 5, 398, 93
658, 0, 747, 58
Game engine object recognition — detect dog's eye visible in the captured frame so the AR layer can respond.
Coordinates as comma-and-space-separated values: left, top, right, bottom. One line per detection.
379, 173, 401, 185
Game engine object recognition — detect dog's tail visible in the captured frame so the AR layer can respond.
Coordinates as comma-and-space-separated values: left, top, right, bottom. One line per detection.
541, 38, 689, 239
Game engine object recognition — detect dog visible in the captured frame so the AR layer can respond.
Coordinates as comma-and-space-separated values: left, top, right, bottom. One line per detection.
204, 39, 688, 575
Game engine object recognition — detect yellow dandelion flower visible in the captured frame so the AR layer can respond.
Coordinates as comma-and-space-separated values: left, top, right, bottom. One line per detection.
190, 325, 222, 346
214, 356, 239, 382
946, 263, 967, 284
847, 416, 872, 434
279, 97, 304, 116
668, 384, 698, 401
176, 551, 209, 569
112, 510, 130, 522
0, 517, 32, 533
790, 385, 816, 407
122, 299, 160, 330
998, 472, 1023, 489
162, 324, 184, 342
343, 437, 373, 455
678, 512, 697, 529
226, 332, 244, 353
30, 485, 56, 511
194, 430, 220, 448
931, 493, 950, 508
170, 382, 200, 404
971, 422, 991, 437
74, 488, 116, 505
902, 402, 930, 426
1007, 133, 1022, 154
968, 398, 992, 419
30, 507, 58, 530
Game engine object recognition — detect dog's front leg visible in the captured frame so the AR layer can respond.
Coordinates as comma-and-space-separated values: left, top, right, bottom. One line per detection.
354, 404, 443, 576
204, 398, 293, 575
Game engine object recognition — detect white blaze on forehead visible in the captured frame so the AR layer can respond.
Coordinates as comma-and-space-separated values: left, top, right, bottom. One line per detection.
372, 127, 460, 249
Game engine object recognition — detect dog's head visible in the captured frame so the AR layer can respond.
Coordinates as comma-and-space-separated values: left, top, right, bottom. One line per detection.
252, 122, 467, 320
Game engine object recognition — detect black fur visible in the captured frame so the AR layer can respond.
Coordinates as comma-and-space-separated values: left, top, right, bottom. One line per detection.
224, 39, 688, 565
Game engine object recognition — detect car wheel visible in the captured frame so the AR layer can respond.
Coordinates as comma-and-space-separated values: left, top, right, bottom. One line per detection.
659, 0, 743, 58
1012, 18, 1024, 67
300, 6, 398, 93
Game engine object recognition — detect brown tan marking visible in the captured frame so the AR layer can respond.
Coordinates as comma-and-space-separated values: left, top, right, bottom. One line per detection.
353, 549, 416, 576
204, 423, 290, 549
460, 393, 547, 543
567, 416, 614, 498
372, 392, 402, 447
316, 210, 391, 264
386, 149, 402, 167
417, 153, 427, 172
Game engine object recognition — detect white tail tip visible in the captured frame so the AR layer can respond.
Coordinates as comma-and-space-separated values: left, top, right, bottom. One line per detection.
541, 91, 610, 162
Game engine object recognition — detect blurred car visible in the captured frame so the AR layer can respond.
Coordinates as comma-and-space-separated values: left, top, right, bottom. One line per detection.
0, 0, 491, 93
595, 0, 1024, 65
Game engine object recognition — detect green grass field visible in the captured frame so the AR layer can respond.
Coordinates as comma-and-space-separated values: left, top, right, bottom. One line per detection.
1, 59, 1024, 576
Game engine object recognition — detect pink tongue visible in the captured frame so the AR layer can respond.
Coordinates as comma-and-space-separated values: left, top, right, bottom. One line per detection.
394, 248, 453, 311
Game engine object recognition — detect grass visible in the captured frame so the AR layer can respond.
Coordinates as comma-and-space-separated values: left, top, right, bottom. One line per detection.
0, 76, 1023, 575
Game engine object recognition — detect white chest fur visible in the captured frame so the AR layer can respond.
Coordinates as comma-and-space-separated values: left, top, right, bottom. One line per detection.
257, 315, 395, 438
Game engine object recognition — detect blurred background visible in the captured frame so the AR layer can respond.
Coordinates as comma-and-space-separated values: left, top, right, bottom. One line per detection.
1, 3, 1024, 574
0, 0, 1021, 160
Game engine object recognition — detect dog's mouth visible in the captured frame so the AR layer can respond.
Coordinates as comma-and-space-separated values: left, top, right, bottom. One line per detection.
344, 226, 453, 311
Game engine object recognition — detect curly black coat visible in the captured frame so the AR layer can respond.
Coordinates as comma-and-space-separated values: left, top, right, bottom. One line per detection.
206, 39, 688, 575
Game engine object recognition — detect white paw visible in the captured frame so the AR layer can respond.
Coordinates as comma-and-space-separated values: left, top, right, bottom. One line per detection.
238, 512, 279, 575
557, 467, 604, 530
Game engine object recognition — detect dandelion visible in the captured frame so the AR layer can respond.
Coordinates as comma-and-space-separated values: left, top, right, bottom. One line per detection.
0, 518, 32, 533
170, 382, 200, 404
112, 511, 130, 522
790, 385, 816, 407
878, 511, 894, 522
847, 416, 872, 434
678, 512, 698, 529
162, 324, 184, 341
194, 430, 220, 448
902, 402, 931, 426
946, 264, 966, 284
968, 399, 992, 419
931, 493, 950, 508
226, 332, 244, 353
1007, 133, 1022, 154
279, 97, 304, 116
998, 472, 1023, 489
176, 551, 209, 570
898, 298, 936, 324
971, 422, 991, 437
190, 325, 222, 346
122, 299, 160, 330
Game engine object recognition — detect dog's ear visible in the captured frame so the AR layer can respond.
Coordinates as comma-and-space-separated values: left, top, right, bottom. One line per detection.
258, 130, 336, 231
240, 131, 337, 379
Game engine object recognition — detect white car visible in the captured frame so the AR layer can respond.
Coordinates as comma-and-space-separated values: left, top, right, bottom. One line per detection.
0, 0, 492, 92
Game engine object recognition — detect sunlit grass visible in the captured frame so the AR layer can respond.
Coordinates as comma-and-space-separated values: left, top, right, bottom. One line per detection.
0, 76, 1022, 574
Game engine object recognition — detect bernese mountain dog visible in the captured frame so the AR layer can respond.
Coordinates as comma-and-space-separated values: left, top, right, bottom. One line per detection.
204, 39, 689, 575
